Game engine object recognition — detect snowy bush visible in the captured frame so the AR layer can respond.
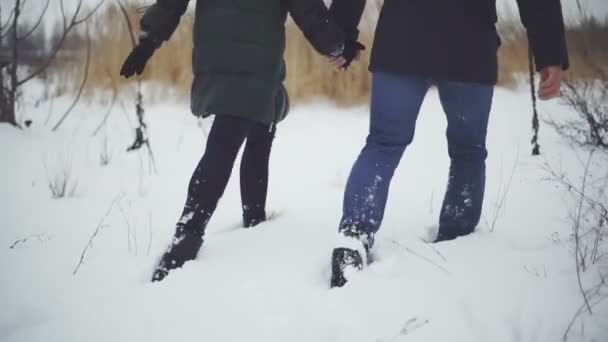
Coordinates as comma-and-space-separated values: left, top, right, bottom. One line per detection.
99, 133, 112, 167
43, 152, 79, 199
550, 78, 608, 149
545, 151, 608, 340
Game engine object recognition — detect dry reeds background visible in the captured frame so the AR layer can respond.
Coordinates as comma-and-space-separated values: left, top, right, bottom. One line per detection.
50, 4, 608, 106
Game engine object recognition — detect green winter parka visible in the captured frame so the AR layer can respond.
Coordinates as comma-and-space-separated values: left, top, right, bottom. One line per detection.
141, 0, 364, 125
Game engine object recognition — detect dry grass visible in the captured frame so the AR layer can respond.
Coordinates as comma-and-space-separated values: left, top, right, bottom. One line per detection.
51, 5, 608, 106
498, 18, 608, 85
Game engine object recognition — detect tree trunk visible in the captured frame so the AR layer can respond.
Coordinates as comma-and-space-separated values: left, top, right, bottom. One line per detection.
0, 0, 19, 127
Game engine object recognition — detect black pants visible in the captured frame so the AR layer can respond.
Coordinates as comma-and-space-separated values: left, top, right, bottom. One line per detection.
178, 115, 276, 235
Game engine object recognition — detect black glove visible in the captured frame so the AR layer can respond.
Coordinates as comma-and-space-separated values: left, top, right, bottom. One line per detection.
120, 38, 158, 78
339, 40, 366, 70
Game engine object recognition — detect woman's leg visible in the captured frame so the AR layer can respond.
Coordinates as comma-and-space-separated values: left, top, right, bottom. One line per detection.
152, 115, 253, 282
240, 122, 276, 227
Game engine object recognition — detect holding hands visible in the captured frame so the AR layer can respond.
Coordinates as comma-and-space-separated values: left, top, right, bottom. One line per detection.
329, 40, 366, 71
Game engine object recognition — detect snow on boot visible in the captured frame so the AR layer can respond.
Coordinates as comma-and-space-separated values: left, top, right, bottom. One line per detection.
330, 232, 372, 288
243, 214, 266, 228
151, 227, 204, 282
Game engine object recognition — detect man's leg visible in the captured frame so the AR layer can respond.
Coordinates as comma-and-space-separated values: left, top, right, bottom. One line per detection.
152, 115, 253, 282
332, 72, 430, 288
339, 72, 431, 243
240, 122, 276, 228
436, 81, 494, 242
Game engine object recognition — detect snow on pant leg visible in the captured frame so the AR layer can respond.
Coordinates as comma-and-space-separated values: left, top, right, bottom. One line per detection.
240, 122, 276, 226
178, 115, 253, 235
339, 72, 431, 240
436, 81, 494, 241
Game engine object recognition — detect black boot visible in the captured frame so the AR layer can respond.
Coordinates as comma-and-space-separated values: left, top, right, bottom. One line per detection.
243, 211, 266, 228
330, 232, 372, 288
152, 227, 204, 282
330, 247, 364, 288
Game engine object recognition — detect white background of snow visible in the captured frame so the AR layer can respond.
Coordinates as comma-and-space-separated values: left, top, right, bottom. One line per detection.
1, 77, 607, 341
2, 0, 608, 341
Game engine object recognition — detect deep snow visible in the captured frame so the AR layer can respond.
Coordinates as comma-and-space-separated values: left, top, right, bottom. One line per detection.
1, 83, 607, 342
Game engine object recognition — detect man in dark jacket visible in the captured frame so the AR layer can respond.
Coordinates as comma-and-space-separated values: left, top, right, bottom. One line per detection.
120, 0, 366, 282
331, 0, 569, 288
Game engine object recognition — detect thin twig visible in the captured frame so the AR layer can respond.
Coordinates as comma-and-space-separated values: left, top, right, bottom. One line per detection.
563, 280, 608, 341
147, 212, 153, 256
388, 239, 450, 275
51, 23, 92, 131
117, 0, 136, 48
9, 233, 53, 249
16, 0, 50, 40
574, 151, 595, 314
417, 237, 447, 262
118, 202, 133, 254
491, 148, 519, 232
17, 0, 104, 86
73, 194, 123, 275
92, 86, 118, 136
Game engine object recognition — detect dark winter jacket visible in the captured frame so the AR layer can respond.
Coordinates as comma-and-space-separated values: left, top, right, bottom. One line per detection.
140, 0, 365, 125
370, 0, 570, 84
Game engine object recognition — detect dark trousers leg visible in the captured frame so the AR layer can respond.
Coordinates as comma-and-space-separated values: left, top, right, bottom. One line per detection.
240, 123, 276, 227
177, 115, 253, 235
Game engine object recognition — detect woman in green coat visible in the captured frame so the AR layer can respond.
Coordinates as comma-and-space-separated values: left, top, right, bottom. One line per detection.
120, 0, 365, 282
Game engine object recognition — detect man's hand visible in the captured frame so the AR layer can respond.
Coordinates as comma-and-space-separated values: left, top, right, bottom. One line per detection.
120, 38, 157, 78
538, 66, 562, 100
328, 40, 365, 71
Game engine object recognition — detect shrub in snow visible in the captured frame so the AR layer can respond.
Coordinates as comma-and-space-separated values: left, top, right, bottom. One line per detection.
44, 154, 79, 199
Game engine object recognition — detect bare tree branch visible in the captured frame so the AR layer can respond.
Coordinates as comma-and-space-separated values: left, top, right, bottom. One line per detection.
17, 0, 104, 86
17, 0, 50, 40
117, 0, 137, 48
59, 0, 67, 31
74, 0, 105, 25
0, 6, 17, 38
51, 24, 92, 131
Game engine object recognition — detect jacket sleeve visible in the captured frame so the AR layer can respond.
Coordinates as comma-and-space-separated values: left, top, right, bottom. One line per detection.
140, 0, 190, 44
515, 0, 569, 70
286, 0, 346, 57
329, 0, 366, 41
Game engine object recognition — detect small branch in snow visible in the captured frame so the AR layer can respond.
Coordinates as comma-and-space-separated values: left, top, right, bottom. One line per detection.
388, 239, 450, 275
9, 233, 53, 249
147, 212, 153, 256
92, 78, 118, 137
73, 194, 124, 275
118, 201, 137, 255
490, 147, 519, 232
563, 277, 608, 341
417, 237, 447, 263
573, 152, 595, 314
375, 317, 430, 342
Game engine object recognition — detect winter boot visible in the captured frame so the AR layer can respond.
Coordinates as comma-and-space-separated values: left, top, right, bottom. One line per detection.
151, 226, 204, 282
243, 209, 266, 228
330, 231, 373, 288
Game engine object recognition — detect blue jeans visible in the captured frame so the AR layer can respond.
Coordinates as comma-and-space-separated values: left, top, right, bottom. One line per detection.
339, 72, 494, 243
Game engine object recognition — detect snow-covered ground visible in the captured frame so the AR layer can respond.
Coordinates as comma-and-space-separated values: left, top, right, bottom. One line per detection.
1, 83, 607, 342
